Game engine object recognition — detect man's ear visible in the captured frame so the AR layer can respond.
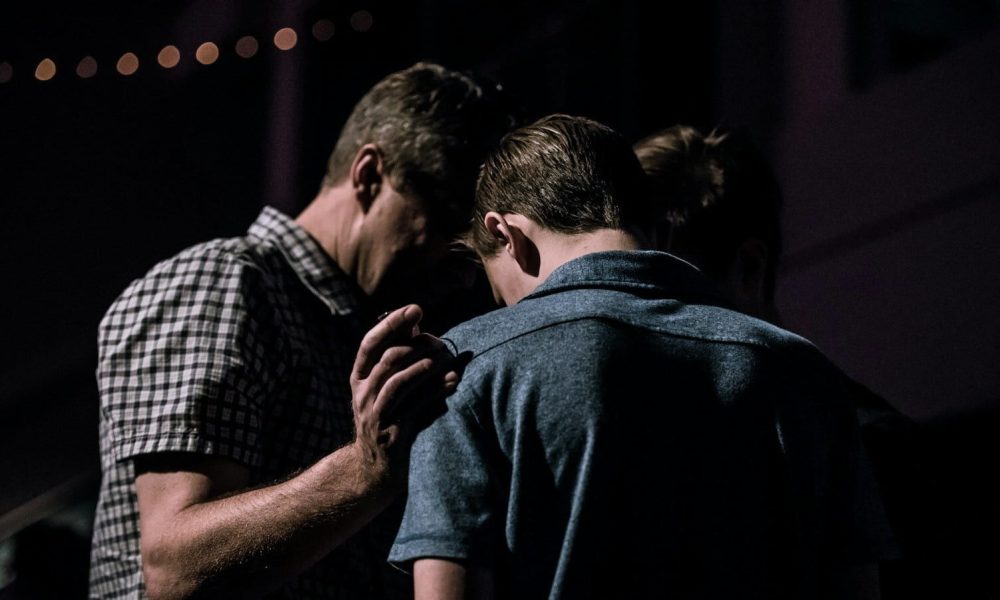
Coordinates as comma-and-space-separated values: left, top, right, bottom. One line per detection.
483, 212, 513, 253
483, 212, 540, 277
350, 144, 383, 212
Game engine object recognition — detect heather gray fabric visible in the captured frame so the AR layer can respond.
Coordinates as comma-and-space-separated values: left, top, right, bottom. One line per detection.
390, 250, 894, 599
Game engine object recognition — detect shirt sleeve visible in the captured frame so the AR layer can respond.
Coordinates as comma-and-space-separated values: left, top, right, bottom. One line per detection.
97, 246, 283, 468
389, 393, 503, 571
832, 391, 901, 564
778, 346, 899, 565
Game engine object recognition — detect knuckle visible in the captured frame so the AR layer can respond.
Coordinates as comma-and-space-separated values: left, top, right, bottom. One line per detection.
412, 356, 435, 375
381, 378, 402, 401
358, 337, 377, 357
380, 345, 411, 366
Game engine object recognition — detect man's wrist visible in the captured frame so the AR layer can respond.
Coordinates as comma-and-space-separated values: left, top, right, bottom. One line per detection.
342, 439, 399, 498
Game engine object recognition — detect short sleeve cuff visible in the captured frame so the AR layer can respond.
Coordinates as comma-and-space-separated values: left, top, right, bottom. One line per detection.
389, 536, 490, 573
111, 428, 262, 468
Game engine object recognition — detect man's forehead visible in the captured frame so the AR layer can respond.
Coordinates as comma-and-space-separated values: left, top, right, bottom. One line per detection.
382, 164, 475, 245
417, 195, 473, 239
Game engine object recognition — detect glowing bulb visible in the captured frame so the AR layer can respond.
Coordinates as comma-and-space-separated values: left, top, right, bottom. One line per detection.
350, 11, 373, 32
35, 58, 57, 81
117, 53, 139, 76
312, 19, 335, 41
76, 56, 98, 78
195, 42, 220, 65
273, 27, 298, 51
0, 62, 12, 84
235, 36, 258, 58
158, 45, 181, 68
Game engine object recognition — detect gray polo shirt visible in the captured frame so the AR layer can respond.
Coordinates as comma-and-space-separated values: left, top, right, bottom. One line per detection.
390, 250, 894, 599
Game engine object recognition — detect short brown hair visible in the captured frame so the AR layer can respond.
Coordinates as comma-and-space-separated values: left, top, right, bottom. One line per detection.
325, 62, 521, 236
466, 114, 652, 256
634, 125, 782, 299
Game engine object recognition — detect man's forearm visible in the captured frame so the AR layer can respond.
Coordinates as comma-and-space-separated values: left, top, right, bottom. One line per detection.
137, 304, 455, 599
139, 443, 397, 599
414, 559, 495, 600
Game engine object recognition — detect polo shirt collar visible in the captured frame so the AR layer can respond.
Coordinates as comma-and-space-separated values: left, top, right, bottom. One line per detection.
247, 206, 361, 316
523, 250, 733, 308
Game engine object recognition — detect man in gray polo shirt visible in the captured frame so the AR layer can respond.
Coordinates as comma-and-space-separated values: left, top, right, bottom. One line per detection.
389, 114, 893, 599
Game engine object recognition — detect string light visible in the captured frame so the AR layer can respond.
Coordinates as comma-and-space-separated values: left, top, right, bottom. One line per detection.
117, 53, 139, 76
350, 11, 373, 32
157, 45, 181, 68
312, 20, 335, 42
76, 56, 98, 79
195, 42, 220, 65
273, 28, 298, 51
235, 36, 258, 58
0, 14, 360, 87
35, 58, 57, 81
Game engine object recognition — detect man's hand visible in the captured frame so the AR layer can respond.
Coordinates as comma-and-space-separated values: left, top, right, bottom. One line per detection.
349, 304, 461, 487
133, 304, 463, 599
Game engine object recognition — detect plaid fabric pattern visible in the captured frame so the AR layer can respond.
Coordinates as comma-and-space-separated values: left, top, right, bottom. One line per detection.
89, 207, 411, 599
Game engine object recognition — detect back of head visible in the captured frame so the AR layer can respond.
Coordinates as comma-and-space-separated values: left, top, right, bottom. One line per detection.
325, 62, 522, 236
634, 125, 783, 300
466, 113, 653, 256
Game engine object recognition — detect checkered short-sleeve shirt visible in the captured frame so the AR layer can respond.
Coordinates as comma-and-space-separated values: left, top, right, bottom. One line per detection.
89, 207, 412, 599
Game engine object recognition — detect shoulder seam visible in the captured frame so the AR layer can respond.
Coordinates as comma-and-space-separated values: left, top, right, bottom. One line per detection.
453, 314, 801, 366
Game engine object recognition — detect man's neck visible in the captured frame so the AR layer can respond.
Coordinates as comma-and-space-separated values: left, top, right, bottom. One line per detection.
536, 228, 645, 283
295, 184, 363, 279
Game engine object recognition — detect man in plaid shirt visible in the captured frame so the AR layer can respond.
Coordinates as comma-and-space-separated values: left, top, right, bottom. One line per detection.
89, 63, 519, 599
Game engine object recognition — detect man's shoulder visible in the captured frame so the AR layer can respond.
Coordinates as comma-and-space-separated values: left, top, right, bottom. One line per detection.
150, 234, 277, 278
442, 288, 818, 360
677, 304, 848, 384
676, 302, 817, 352
103, 233, 283, 322
439, 296, 573, 358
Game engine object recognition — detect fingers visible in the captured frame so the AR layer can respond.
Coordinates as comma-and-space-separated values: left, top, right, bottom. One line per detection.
350, 307, 469, 455
352, 331, 454, 426
357, 333, 459, 429
376, 352, 460, 421
362, 333, 447, 393
384, 351, 472, 428
353, 304, 423, 380
380, 347, 474, 415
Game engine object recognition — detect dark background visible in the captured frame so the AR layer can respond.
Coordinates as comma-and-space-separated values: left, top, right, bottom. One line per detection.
1, 0, 998, 597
